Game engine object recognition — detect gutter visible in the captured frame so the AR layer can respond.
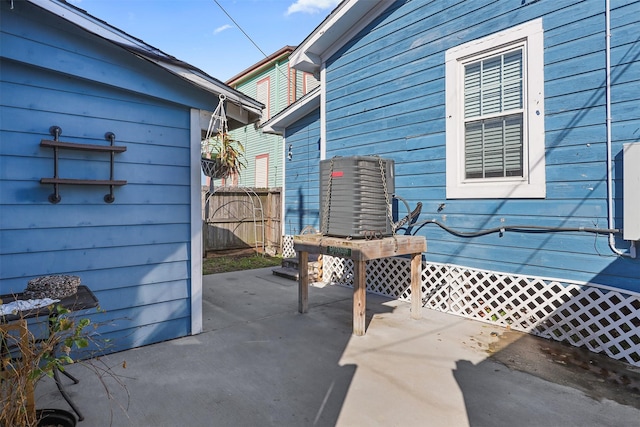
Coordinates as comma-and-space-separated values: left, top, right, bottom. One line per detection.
226, 46, 296, 87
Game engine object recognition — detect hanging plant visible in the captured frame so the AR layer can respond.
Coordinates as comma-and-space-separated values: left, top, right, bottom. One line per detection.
200, 94, 246, 180
201, 130, 246, 179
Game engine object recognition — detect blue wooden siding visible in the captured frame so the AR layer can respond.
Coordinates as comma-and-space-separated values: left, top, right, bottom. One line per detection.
284, 109, 321, 235
312, 0, 639, 292
0, 2, 216, 351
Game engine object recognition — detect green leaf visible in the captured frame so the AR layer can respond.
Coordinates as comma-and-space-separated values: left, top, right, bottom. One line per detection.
58, 355, 74, 365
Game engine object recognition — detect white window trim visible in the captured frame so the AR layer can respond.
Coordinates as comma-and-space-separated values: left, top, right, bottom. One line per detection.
445, 19, 545, 199
190, 109, 203, 335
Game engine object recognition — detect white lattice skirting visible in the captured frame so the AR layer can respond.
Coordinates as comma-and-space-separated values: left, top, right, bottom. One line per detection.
282, 235, 296, 259
320, 254, 640, 367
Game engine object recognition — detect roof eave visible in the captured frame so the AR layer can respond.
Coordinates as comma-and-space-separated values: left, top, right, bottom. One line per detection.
140, 54, 263, 122
262, 87, 321, 135
288, 0, 394, 74
27, 0, 263, 127
226, 46, 296, 87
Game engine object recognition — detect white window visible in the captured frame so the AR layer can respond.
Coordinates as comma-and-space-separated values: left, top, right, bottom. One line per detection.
445, 19, 545, 199
255, 154, 269, 188
257, 77, 270, 120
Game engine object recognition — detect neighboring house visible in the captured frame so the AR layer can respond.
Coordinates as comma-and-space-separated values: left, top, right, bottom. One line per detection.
264, 0, 640, 366
264, 87, 322, 236
224, 46, 320, 188
0, 0, 262, 353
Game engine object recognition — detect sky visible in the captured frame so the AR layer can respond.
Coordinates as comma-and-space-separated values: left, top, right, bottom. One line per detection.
67, 0, 341, 82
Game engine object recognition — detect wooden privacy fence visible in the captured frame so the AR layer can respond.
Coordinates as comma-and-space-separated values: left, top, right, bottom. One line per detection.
202, 186, 282, 255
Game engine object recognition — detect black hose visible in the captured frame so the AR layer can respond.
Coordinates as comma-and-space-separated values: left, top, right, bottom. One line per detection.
400, 219, 620, 238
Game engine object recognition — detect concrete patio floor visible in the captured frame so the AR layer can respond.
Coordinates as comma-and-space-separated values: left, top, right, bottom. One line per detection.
36, 267, 640, 426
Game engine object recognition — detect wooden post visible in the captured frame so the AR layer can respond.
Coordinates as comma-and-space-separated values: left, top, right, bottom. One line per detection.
353, 260, 367, 335
410, 252, 422, 320
298, 250, 309, 313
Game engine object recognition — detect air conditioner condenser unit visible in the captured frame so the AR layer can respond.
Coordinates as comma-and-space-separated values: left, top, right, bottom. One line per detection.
319, 156, 395, 238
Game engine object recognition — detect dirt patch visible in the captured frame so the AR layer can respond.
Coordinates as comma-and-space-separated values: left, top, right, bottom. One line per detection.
202, 249, 282, 275
205, 248, 263, 258
475, 328, 640, 408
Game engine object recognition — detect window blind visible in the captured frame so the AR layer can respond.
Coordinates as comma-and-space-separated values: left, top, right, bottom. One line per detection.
464, 49, 523, 179
257, 78, 270, 119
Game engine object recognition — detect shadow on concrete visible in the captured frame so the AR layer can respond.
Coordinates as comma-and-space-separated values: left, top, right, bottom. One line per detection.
35, 268, 394, 426
453, 329, 640, 427
35, 268, 640, 426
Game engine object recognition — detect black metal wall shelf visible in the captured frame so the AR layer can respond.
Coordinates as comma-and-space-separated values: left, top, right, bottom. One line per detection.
40, 140, 127, 153
40, 126, 127, 204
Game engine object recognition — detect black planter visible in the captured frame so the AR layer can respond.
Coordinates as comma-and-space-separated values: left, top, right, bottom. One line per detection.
201, 158, 230, 179
36, 408, 77, 427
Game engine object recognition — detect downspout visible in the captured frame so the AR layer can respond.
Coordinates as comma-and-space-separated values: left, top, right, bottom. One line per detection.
281, 130, 287, 239
605, 0, 636, 258
320, 64, 327, 161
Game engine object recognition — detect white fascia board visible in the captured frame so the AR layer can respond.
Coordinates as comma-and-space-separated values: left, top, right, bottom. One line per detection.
145, 59, 263, 118
289, 0, 395, 74
262, 87, 321, 135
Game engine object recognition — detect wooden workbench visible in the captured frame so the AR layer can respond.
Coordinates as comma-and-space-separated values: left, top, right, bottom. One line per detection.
293, 234, 426, 336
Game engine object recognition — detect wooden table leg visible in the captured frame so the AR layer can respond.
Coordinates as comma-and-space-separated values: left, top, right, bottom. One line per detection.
410, 252, 422, 319
353, 259, 366, 336
298, 250, 309, 313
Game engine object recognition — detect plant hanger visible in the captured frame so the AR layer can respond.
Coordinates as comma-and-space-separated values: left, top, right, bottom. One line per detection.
205, 94, 228, 141
201, 93, 246, 179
